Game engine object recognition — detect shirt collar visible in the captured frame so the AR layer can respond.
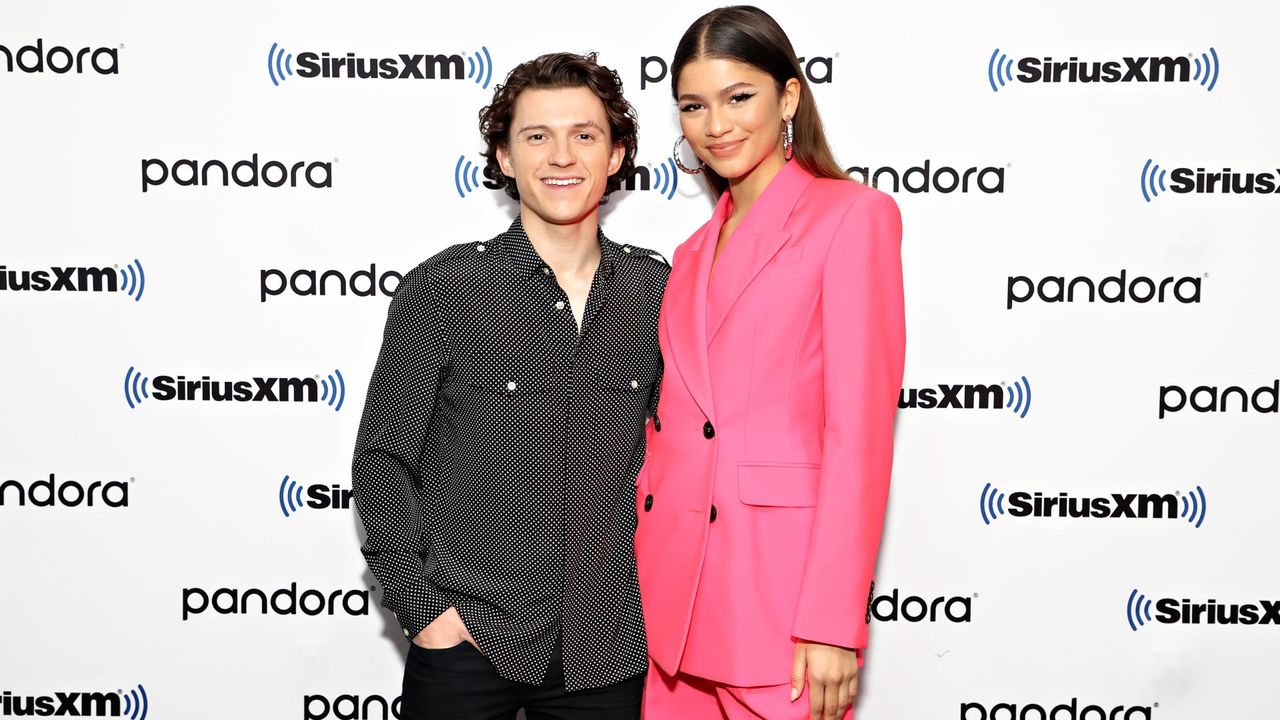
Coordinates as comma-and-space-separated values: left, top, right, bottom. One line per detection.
497, 216, 618, 279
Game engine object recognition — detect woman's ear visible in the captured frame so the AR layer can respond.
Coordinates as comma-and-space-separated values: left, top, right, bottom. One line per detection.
782, 77, 802, 120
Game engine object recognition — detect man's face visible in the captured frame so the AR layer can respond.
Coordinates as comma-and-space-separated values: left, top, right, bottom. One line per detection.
497, 86, 624, 228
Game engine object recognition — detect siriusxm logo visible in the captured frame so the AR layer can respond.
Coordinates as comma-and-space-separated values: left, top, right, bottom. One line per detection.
453, 155, 502, 197
268, 43, 493, 88
961, 698, 1153, 720
1141, 159, 1280, 201
640, 54, 832, 90
868, 588, 972, 623
1159, 380, 1280, 419
621, 159, 680, 200
979, 484, 1206, 527
0, 473, 130, 509
1127, 589, 1280, 630
1007, 271, 1201, 309
0, 261, 145, 301
847, 161, 1005, 194
182, 582, 371, 621
899, 376, 1032, 418
260, 265, 401, 302
140, 155, 332, 192
452, 154, 680, 199
304, 694, 401, 720
0, 685, 147, 718
989, 46, 1219, 92
279, 475, 352, 518
0, 38, 118, 75
122, 367, 346, 411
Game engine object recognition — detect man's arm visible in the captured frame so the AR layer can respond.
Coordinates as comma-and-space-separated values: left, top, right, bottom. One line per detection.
351, 267, 452, 641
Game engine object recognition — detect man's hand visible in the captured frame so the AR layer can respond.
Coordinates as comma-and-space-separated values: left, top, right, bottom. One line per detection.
412, 606, 480, 652
790, 640, 858, 719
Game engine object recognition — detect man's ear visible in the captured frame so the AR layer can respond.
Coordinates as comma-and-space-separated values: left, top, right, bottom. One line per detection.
608, 143, 624, 176
497, 144, 515, 178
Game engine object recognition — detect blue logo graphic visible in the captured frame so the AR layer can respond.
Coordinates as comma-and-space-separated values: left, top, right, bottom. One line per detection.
119, 259, 146, 301
1193, 47, 1221, 91
467, 46, 493, 89
1126, 588, 1155, 631
267, 42, 293, 86
1180, 484, 1208, 528
650, 158, 679, 200
454, 155, 484, 198
979, 483, 1006, 525
121, 683, 149, 720
123, 366, 150, 409
1004, 375, 1032, 418
279, 474, 305, 518
321, 369, 346, 411
987, 49, 1014, 92
1140, 159, 1168, 202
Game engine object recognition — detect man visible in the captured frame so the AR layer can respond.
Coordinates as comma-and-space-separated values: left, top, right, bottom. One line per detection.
351, 52, 666, 720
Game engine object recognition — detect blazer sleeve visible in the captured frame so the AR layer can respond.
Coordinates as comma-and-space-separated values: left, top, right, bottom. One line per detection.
791, 189, 906, 649
351, 267, 454, 642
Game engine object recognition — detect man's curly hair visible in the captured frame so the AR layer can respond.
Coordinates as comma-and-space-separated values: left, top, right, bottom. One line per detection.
478, 52, 638, 202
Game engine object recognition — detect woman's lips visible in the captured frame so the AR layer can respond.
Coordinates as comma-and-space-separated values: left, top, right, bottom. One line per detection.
705, 140, 745, 158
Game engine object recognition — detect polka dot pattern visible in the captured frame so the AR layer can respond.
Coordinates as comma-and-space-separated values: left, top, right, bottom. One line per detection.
352, 217, 668, 691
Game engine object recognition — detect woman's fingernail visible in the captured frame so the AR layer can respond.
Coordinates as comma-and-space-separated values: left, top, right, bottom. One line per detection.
790, 688, 799, 702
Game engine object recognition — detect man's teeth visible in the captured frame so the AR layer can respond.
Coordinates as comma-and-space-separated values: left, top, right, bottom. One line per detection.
544, 178, 583, 186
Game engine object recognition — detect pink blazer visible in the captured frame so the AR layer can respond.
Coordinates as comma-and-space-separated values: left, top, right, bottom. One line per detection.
634, 161, 906, 687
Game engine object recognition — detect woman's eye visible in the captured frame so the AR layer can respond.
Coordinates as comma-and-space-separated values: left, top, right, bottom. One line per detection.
729, 93, 755, 104
679, 103, 703, 113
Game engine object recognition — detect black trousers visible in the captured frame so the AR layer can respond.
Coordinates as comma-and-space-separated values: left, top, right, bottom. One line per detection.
400, 638, 644, 720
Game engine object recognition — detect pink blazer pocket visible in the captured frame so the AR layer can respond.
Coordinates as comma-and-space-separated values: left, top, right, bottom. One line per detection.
737, 462, 821, 507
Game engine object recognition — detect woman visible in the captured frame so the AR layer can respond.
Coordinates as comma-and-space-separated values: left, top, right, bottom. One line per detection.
633, 6, 906, 719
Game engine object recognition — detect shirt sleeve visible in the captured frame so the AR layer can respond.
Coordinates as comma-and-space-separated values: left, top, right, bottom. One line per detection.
351, 267, 453, 642
791, 189, 906, 649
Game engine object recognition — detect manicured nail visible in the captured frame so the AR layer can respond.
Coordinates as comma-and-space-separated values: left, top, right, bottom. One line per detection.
790, 688, 799, 702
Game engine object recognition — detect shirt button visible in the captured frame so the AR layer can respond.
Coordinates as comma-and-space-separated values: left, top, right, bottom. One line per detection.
403, 629, 410, 637
710, 505, 718, 523
630, 380, 639, 390
506, 381, 517, 392
644, 494, 653, 512
703, 421, 715, 439
476, 244, 486, 252
542, 267, 551, 275
555, 301, 566, 310
623, 246, 633, 254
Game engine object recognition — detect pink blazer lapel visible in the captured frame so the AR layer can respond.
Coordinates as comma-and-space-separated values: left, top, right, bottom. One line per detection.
662, 193, 730, 424
706, 161, 814, 343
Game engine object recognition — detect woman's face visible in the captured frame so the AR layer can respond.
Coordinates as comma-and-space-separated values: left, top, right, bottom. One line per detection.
675, 57, 799, 184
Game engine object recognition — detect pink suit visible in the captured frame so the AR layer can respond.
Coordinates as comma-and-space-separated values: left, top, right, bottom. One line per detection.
634, 161, 905, 716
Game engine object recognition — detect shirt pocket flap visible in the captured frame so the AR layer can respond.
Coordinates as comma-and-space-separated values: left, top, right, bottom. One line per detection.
592, 356, 659, 392
453, 368, 555, 396
738, 462, 821, 507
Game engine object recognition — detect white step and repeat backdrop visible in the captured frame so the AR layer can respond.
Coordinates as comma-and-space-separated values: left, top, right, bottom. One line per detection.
3, 1, 1278, 718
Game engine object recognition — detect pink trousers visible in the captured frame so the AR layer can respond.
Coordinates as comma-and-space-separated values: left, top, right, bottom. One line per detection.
642, 664, 854, 720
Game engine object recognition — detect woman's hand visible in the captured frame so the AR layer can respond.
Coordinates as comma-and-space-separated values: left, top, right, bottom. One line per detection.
791, 640, 858, 719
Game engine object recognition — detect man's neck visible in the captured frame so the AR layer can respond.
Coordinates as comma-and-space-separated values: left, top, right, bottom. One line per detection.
519, 207, 602, 276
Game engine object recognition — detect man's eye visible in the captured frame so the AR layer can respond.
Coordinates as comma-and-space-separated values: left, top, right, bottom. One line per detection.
527, 133, 546, 141
577, 133, 595, 141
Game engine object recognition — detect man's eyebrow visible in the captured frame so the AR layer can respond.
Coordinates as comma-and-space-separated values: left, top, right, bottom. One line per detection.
677, 82, 757, 103
515, 121, 606, 134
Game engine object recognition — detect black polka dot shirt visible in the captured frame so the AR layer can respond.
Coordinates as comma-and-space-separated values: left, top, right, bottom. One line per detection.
352, 217, 668, 691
